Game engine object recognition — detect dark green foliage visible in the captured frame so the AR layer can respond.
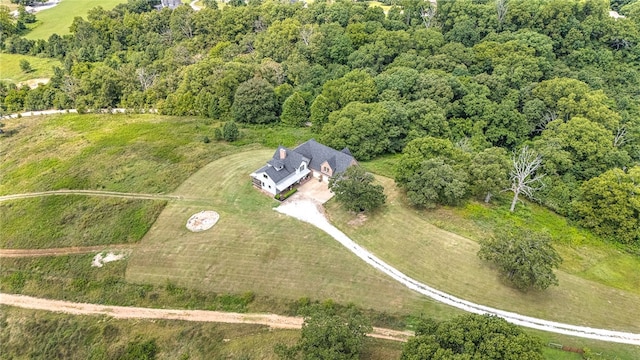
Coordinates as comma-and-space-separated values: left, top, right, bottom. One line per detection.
329, 166, 386, 212
469, 147, 511, 203
405, 158, 469, 208
572, 167, 640, 245
232, 77, 279, 124
222, 121, 239, 142
402, 314, 544, 360
478, 227, 562, 291
19, 58, 32, 73
275, 188, 297, 201
276, 304, 372, 360
281, 92, 308, 127
320, 102, 391, 161
121, 338, 158, 360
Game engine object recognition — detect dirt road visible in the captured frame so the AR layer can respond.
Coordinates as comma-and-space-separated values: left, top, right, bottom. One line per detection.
0, 293, 412, 342
0, 244, 133, 258
0, 190, 181, 202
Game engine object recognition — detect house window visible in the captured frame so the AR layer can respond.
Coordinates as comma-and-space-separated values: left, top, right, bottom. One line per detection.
263, 174, 268, 179
323, 166, 329, 173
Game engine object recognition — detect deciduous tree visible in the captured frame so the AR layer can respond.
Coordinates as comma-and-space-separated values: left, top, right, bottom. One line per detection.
276, 304, 371, 360
405, 157, 469, 208
232, 77, 279, 124
478, 227, 562, 291
281, 92, 308, 127
329, 166, 386, 213
469, 147, 511, 203
572, 167, 640, 245
402, 314, 543, 359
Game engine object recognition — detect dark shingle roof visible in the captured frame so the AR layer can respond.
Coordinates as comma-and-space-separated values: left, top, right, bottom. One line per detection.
262, 146, 309, 182
294, 139, 355, 174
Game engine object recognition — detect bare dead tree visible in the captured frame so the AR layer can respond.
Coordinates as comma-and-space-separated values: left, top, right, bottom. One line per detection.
300, 25, 314, 46
420, 4, 437, 29
496, 0, 508, 31
614, 126, 628, 147
508, 146, 545, 212
534, 110, 558, 133
136, 68, 157, 91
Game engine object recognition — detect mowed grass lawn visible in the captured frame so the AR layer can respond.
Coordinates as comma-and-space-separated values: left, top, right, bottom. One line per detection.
0, 196, 166, 249
324, 176, 640, 333
0, 53, 61, 83
25, 0, 127, 39
126, 150, 456, 317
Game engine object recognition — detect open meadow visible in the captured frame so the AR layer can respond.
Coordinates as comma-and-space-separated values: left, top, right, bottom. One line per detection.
0, 53, 61, 84
25, 0, 127, 39
1, 113, 639, 358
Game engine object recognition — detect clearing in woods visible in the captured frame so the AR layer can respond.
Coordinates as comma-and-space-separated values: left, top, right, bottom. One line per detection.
125, 150, 451, 316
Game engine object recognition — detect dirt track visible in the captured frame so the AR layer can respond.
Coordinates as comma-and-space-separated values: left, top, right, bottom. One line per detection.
0, 190, 182, 202
0, 293, 412, 342
0, 244, 133, 258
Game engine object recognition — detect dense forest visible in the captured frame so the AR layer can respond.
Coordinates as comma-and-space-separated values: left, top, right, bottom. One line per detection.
1, 0, 639, 246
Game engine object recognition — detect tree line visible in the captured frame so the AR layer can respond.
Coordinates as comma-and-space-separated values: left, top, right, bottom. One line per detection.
0, 0, 638, 245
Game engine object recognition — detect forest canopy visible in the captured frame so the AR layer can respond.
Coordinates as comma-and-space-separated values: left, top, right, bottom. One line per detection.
1, 0, 638, 245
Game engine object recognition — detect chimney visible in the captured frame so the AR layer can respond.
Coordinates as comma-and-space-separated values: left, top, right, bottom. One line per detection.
279, 148, 287, 159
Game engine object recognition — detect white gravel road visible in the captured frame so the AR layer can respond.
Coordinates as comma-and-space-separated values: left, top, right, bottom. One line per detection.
274, 197, 640, 345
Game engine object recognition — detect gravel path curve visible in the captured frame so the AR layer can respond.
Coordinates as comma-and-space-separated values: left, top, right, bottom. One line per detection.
274, 197, 640, 345
0, 293, 412, 342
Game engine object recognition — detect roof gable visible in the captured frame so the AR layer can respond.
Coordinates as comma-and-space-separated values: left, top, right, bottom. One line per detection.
293, 139, 356, 174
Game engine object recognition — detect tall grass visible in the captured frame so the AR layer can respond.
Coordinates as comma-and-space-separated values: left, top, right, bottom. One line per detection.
0, 196, 166, 249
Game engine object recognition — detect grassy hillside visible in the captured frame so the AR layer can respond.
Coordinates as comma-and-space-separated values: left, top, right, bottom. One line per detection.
0, 53, 61, 84
1, 113, 638, 358
0, 113, 311, 195
25, 0, 126, 40
126, 149, 450, 316
0, 196, 166, 249
324, 177, 640, 333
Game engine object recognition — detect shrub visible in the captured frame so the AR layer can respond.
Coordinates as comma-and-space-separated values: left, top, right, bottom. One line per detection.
275, 188, 297, 201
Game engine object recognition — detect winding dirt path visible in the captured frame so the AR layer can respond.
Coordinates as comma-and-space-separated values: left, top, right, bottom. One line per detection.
0, 293, 412, 342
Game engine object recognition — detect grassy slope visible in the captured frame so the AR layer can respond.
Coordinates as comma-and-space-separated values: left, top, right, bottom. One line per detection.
324, 176, 640, 333
24, 0, 126, 40
1, 113, 638, 358
126, 149, 453, 317
0, 114, 236, 195
0, 196, 166, 248
0, 53, 61, 84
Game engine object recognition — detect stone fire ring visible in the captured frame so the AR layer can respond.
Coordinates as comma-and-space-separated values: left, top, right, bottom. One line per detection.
186, 211, 220, 232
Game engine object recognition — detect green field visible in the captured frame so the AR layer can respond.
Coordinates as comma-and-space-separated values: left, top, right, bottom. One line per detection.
324, 176, 640, 333
0, 53, 61, 84
0, 196, 166, 249
25, 0, 127, 40
126, 150, 453, 317
1, 113, 639, 358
